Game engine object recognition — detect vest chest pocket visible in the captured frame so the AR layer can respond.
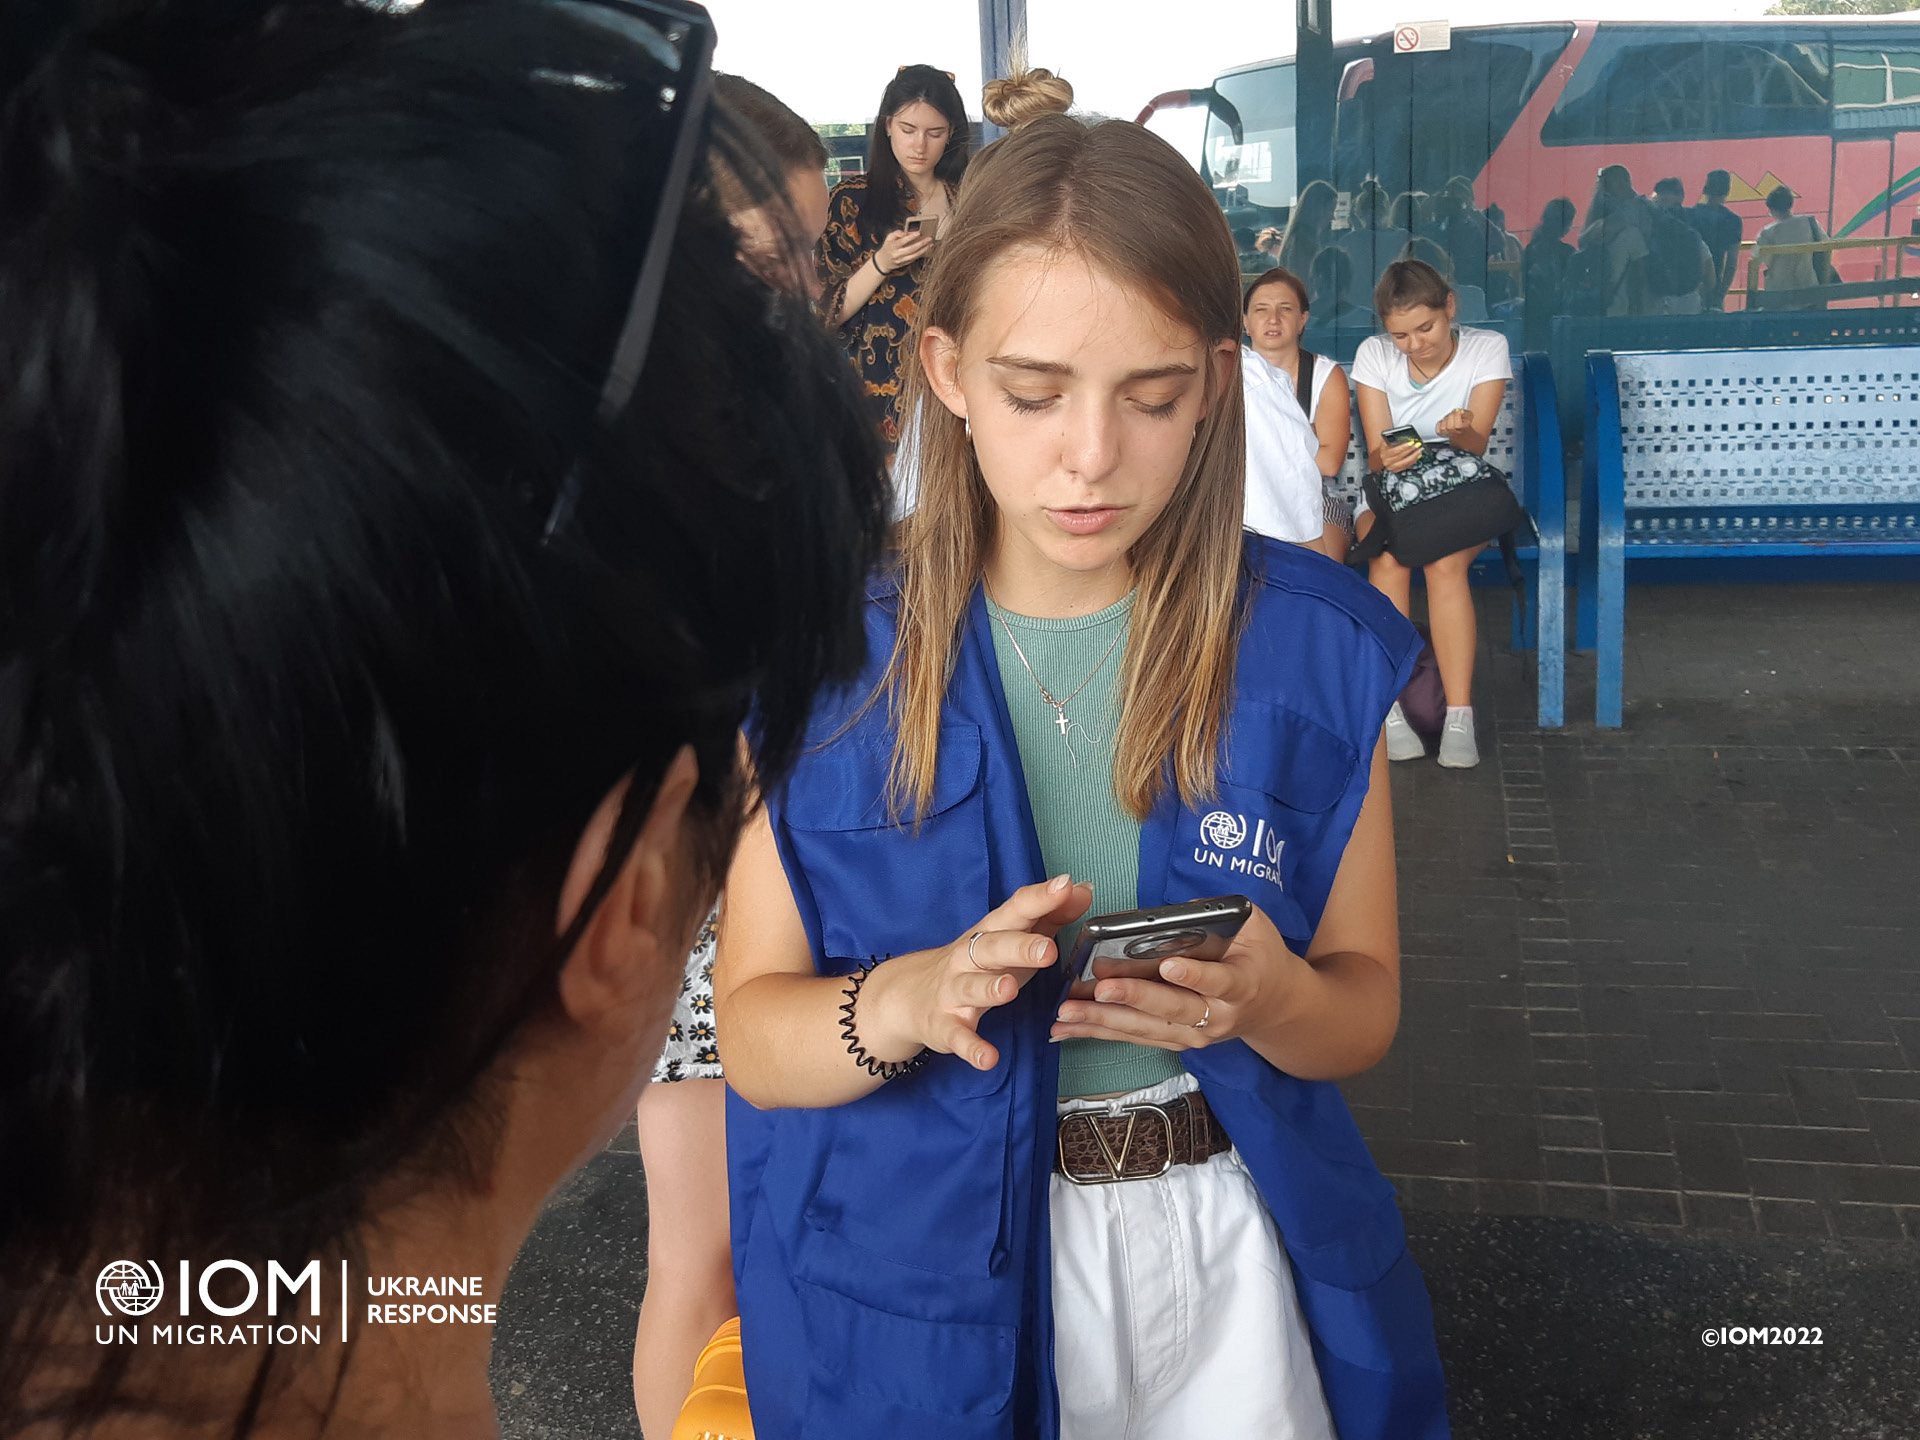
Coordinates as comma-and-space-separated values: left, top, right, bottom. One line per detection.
780, 725, 990, 969
1169, 704, 1359, 951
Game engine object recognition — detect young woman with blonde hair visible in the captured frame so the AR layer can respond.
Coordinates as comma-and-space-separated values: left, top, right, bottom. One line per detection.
716, 110, 1449, 1439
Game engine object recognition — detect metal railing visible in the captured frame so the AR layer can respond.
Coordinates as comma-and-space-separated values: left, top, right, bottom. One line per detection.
1739, 231, 1919, 311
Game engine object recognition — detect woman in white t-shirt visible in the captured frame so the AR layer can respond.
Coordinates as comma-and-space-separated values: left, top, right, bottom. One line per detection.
1351, 258, 1510, 769
1243, 267, 1352, 560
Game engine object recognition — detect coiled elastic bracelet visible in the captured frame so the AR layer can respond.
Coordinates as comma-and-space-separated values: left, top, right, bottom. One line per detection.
838, 959, 931, 1080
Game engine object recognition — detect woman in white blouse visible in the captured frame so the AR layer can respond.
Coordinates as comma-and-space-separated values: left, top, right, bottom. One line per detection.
1243, 268, 1352, 560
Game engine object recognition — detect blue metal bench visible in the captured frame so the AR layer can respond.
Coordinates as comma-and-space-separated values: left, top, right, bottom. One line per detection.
1579, 345, 1920, 726
1331, 351, 1567, 726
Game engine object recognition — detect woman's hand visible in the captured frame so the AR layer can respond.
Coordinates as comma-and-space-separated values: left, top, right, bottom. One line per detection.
874, 227, 934, 276
1434, 408, 1475, 442
1380, 438, 1425, 472
1049, 904, 1305, 1052
860, 875, 1094, 1071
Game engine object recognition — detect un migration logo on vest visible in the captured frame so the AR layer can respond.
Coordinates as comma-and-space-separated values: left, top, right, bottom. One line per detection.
1195, 809, 1286, 884
96, 1261, 166, 1317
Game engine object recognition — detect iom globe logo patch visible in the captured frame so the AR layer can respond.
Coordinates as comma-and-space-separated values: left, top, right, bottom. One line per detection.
1199, 810, 1247, 850
96, 1261, 165, 1317
1193, 809, 1285, 885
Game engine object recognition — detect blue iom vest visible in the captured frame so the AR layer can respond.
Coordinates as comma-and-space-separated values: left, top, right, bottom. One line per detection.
727, 536, 1450, 1439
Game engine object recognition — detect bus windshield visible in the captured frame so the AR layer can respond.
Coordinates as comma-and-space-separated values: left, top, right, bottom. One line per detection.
1206, 62, 1298, 217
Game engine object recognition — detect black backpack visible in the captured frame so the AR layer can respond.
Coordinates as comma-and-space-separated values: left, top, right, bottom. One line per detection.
1562, 246, 1619, 316
1647, 209, 1700, 297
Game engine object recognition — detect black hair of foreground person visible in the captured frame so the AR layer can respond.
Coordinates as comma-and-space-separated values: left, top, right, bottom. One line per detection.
0, 0, 887, 1433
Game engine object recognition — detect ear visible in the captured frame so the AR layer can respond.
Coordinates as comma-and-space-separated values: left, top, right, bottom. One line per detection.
921, 326, 968, 420
1198, 338, 1240, 421
555, 746, 702, 1039
1444, 293, 1458, 323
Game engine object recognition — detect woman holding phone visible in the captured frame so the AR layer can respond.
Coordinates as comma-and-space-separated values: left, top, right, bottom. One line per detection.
1351, 258, 1510, 770
818, 64, 972, 444
718, 110, 1448, 1439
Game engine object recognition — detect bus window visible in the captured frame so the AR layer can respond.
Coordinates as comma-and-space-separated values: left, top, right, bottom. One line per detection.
1334, 27, 1571, 199
1207, 62, 1299, 222
1543, 28, 1830, 145
1715, 35, 1830, 136
1834, 41, 1920, 129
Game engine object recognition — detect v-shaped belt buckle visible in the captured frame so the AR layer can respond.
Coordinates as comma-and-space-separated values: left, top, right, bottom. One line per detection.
1057, 1101, 1177, 1185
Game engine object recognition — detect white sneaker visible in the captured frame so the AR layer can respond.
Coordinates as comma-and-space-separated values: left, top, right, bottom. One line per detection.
1384, 702, 1426, 762
1438, 708, 1480, 769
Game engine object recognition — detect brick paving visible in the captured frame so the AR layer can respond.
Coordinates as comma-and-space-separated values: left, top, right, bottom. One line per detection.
1355, 582, 1920, 1242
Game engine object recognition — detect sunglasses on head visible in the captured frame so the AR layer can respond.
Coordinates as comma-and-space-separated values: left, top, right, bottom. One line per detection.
536, 0, 715, 544
898, 65, 957, 80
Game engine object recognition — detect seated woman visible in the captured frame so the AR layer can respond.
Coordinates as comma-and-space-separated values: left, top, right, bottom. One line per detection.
1243, 265, 1355, 560
1351, 259, 1512, 770
0, 2, 887, 1435
717, 113, 1449, 1440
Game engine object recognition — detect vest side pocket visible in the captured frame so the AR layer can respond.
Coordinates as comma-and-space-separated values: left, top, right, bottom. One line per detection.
780, 722, 1013, 1278
799, 1053, 1014, 1278
793, 1277, 1017, 1422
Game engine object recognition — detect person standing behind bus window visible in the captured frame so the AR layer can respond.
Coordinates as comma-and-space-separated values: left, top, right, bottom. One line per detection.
1579, 164, 1652, 316
1522, 197, 1577, 350
1338, 179, 1413, 304
1244, 267, 1354, 559
1755, 184, 1832, 308
1278, 179, 1338, 283
1352, 259, 1510, 769
1647, 178, 1716, 315
818, 64, 971, 444
1688, 169, 1744, 309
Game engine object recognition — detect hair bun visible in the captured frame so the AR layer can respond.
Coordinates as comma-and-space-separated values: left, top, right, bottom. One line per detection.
981, 65, 1072, 130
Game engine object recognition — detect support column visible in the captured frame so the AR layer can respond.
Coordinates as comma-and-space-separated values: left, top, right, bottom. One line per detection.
977, 0, 1027, 143
1295, 0, 1335, 192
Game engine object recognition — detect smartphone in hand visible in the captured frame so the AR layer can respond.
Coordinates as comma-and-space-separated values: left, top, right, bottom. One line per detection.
1065, 896, 1253, 982
1380, 424, 1427, 463
903, 214, 940, 241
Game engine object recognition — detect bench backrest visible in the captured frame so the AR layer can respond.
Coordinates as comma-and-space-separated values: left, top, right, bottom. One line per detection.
1607, 346, 1920, 510
1329, 359, 1523, 507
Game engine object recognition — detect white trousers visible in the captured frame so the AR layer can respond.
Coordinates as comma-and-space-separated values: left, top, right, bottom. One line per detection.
1051, 1073, 1337, 1440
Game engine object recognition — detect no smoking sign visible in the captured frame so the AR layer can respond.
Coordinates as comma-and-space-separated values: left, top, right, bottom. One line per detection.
1393, 19, 1451, 53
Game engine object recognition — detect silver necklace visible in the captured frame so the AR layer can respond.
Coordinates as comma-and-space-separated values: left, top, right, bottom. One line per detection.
986, 590, 1127, 747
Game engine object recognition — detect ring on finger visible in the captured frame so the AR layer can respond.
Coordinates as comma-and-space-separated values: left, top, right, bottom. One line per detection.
967, 931, 987, 969
1192, 1001, 1211, 1032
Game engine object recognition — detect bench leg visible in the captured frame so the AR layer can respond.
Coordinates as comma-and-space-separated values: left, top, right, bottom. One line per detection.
1595, 524, 1625, 728
1537, 545, 1564, 729
1576, 479, 1599, 651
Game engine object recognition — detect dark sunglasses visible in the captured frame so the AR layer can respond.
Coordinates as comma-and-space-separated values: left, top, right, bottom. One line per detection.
539, 0, 715, 544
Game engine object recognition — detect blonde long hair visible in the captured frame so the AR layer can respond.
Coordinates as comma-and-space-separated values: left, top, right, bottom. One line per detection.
887, 115, 1248, 822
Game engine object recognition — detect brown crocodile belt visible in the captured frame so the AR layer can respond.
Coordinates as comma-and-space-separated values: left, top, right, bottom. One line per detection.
1054, 1089, 1233, 1185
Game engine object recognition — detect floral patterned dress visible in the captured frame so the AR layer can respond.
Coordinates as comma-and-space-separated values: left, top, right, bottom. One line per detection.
651, 906, 721, 1083
816, 173, 954, 445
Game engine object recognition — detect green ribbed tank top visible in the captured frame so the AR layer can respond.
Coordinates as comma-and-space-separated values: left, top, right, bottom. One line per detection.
984, 591, 1186, 1100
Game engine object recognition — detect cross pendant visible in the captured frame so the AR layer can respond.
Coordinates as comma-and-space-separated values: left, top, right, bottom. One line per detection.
1054, 707, 1071, 737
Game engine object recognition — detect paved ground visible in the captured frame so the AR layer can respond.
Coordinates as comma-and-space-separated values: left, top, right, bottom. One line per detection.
493, 580, 1920, 1440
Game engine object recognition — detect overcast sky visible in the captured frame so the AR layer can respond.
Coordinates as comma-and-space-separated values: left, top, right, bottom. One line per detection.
704, 0, 1780, 136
